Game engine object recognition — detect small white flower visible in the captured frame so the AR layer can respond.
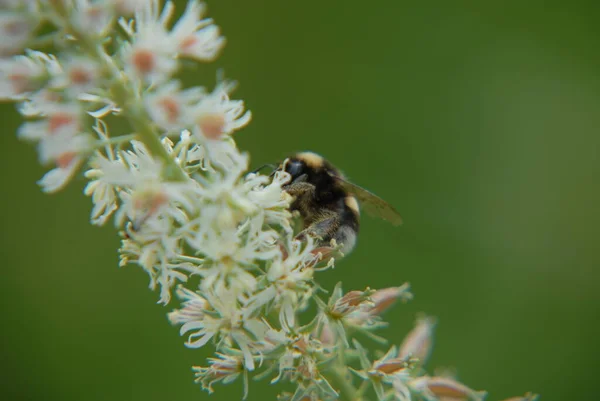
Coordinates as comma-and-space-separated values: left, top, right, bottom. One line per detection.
71, 0, 115, 37
37, 132, 92, 166
193, 350, 246, 397
168, 285, 208, 325
52, 56, 101, 97
97, 141, 195, 228
37, 155, 84, 193
190, 82, 251, 141
170, 0, 225, 61
18, 103, 85, 164
120, 0, 177, 84
245, 237, 317, 328
0, 51, 58, 100
17, 109, 79, 142
172, 288, 267, 371
120, 218, 194, 304
0, 11, 37, 56
143, 80, 205, 131
246, 170, 293, 231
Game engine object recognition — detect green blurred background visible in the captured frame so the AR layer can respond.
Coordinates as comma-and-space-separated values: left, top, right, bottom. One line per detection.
1, 1, 599, 400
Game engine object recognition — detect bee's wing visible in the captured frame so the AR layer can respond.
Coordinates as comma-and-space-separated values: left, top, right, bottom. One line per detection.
333, 176, 403, 226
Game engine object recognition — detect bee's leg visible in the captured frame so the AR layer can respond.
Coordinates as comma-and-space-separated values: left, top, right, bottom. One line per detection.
299, 216, 357, 256
284, 180, 314, 198
297, 212, 340, 249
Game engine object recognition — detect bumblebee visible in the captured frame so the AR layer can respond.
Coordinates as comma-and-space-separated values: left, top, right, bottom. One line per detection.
274, 152, 402, 254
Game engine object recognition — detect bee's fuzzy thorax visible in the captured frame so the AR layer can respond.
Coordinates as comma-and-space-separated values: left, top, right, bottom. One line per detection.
280, 152, 360, 254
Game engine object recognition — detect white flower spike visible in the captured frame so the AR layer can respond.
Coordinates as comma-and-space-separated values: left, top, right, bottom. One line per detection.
2, 1, 534, 400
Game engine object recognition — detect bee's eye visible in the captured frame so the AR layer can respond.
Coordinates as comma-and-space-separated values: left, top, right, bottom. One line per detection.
286, 160, 304, 178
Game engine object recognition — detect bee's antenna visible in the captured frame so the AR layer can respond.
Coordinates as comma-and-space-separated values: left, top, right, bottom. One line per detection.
251, 163, 277, 175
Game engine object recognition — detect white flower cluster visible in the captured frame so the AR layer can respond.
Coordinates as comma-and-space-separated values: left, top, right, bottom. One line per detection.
1, 1, 537, 401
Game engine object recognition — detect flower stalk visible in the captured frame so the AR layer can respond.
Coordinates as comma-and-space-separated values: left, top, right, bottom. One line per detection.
1, 1, 538, 400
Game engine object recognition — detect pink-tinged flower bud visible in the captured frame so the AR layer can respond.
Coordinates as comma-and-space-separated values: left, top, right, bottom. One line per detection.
373, 358, 409, 375
317, 321, 335, 347
330, 289, 372, 318
369, 283, 412, 316
411, 376, 486, 401
499, 393, 539, 401
370, 346, 412, 378
398, 315, 436, 365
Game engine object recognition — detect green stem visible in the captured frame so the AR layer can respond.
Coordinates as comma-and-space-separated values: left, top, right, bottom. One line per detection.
327, 365, 360, 401
356, 379, 370, 400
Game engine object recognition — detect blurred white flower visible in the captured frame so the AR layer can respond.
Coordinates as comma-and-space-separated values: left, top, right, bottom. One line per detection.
0, 51, 59, 100
144, 80, 205, 131
38, 155, 84, 193
172, 288, 268, 371
52, 56, 101, 97
0, 10, 37, 56
193, 350, 246, 397
170, 0, 225, 61
71, 0, 115, 37
191, 82, 251, 141
119, 0, 177, 84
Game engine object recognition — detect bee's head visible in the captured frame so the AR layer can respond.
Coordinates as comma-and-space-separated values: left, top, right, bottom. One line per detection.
283, 158, 306, 182
280, 152, 332, 188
